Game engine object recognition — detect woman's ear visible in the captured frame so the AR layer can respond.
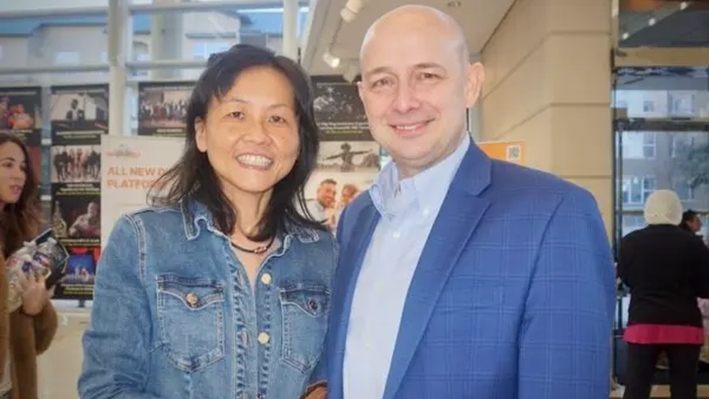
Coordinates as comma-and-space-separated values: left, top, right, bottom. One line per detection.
195, 117, 207, 153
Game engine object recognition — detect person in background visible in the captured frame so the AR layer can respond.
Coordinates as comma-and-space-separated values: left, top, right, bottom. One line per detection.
78, 44, 333, 399
0, 132, 58, 399
619, 190, 709, 399
328, 5, 615, 399
680, 209, 702, 235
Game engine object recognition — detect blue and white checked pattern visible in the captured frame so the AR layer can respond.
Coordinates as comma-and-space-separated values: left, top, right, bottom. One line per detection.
343, 137, 470, 399
329, 142, 616, 399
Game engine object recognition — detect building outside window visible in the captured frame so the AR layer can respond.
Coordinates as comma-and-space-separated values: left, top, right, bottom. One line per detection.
622, 176, 656, 205
192, 41, 231, 60
622, 132, 656, 159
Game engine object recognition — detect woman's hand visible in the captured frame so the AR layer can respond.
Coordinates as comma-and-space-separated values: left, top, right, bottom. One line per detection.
17, 271, 52, 316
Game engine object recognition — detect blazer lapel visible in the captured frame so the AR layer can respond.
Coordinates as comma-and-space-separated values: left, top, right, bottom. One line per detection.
382, 143, 493, 399
328, 201, 380, 399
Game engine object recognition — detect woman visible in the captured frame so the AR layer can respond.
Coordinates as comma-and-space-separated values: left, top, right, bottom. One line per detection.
0, 132, 58, 399
79, 44, 334, 399
619, 190, 709, 399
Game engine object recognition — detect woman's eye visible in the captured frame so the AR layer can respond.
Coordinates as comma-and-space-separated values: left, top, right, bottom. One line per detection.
269, 115, 287, 124
228, 111, 244, 119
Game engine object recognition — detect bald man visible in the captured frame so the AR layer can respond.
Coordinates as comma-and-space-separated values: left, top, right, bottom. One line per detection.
327, 5, 616, 399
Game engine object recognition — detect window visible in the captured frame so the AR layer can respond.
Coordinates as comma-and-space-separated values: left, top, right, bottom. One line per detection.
622, 132, 656, 159
673, 178, 694, 201
616, 100, 628, 110
672, 134, 696, 158
622, 214, 646, 235
670, 93, 696, 116
132, 53, 150, 77
100, 52, 108, 63
622, 176, 656, 205
55, 51, 80, 65
643, 100, 655, 113
192, 42, 231, 60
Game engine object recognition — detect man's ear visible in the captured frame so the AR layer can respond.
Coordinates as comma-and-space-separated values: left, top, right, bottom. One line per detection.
465, 62, 485, 108
195, 117, 207, 153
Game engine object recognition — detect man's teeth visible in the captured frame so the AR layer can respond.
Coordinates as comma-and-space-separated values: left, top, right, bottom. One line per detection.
237, 154, 273, 166
395, 123, 423, 131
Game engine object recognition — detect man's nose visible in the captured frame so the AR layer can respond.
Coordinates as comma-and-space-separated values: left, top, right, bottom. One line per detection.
392, 82, 421, 113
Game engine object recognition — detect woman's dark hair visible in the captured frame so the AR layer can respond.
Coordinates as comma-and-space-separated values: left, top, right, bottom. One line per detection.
0, 132, 41, 257
149, 44, 323, 241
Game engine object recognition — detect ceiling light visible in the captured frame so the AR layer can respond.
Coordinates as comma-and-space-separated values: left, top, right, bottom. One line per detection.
648, 17, 656, 26
621, 32, 629, 40
341, 0, 365, 23
447, 1, 461, 7
322, 50, 341, 69
342, 63, 359, 83
680, 1, 688, 10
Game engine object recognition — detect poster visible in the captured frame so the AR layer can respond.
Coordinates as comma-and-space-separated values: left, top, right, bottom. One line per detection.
138, 81, 192, 137
304, 171, 376, 232
0, 87, 43, 181
478, 140, 526, 165
311, 76, 371, 141
50, 84, 108, 145
100, 135, 184, 246
0, 86, 42, 146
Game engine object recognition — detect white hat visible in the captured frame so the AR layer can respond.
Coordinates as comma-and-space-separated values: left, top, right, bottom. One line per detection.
643, 189, 683, 226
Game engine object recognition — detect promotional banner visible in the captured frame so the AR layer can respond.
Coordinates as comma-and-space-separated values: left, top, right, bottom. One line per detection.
0, 87, 43, 180
311, 76, 372, 142
307, 76, 379, 232
50, 84, 109, 145
138, 81, 193, 137
478, 140, 526, 165
101, 135, 184, 246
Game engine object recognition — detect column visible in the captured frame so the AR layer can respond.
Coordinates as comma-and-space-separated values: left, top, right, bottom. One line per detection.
151, 0, 184, 79
282, 0, 299, 60
480, 0, 613, 235
107, 0, 130, 136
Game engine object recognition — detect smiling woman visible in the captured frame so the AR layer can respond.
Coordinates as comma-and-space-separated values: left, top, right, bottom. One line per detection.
78, 44, 336, 399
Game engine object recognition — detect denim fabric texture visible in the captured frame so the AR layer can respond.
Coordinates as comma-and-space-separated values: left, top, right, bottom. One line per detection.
79, 199, 336, 399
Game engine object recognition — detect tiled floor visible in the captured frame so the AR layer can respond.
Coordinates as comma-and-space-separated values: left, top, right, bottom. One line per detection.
611, 385, 709, 398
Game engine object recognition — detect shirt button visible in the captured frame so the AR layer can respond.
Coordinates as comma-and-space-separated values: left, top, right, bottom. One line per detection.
261, 273, 272, 285
257, 332, 270, 345
392, 231, 401, 239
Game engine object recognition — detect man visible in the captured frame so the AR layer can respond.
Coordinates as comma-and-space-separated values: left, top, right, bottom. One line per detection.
328, 5, 616, 399
69, 201, 101, 238
680, 209, 702, 234
306, 178, 337, 229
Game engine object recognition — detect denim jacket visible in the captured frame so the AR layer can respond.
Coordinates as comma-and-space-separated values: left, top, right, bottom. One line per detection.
78, 200, 337, 399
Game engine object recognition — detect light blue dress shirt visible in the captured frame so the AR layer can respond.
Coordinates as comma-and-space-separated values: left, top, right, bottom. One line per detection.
342, 135, 471, 399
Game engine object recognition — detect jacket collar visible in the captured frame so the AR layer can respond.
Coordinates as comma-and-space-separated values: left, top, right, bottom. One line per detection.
180, 198, 321, 244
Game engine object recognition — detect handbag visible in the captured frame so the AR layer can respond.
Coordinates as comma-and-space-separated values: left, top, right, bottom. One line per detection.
300, 381, 327, 399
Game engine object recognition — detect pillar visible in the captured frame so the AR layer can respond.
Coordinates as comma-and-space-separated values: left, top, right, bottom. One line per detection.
107, 0, 130, 136
282, 0, 299, 60
480, 0, 613, 235
150, 0, 184, 79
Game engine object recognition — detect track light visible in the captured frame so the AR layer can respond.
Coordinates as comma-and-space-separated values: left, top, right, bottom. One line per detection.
322, 50, 340, 69
680, 2, 688, 10
340, 0, 365, 23
621, 32, 629, 40
648, 17, 656, 26
342, 62, 359, 83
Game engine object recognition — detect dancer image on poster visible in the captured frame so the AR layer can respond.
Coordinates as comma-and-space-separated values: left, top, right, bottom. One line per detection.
322, 143, 374, 172
68, 201, 101, 238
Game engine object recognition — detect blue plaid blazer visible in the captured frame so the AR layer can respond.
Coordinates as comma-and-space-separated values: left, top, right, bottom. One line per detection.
327, 143, 616, 399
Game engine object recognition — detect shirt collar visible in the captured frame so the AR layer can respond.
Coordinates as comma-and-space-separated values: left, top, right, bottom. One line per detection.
370, 134, 471, 220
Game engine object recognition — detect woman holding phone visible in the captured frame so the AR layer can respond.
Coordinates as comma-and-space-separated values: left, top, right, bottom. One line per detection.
0, 132, 58, 399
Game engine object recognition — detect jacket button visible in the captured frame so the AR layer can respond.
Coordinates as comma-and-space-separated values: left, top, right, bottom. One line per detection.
260, 273, 272, 285
257, 332, 270, 345
185, 293, 198, 307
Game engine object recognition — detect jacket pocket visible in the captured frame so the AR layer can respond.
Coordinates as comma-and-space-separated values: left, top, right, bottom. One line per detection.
279, 282, 330, 374
156, 274, 226, 372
